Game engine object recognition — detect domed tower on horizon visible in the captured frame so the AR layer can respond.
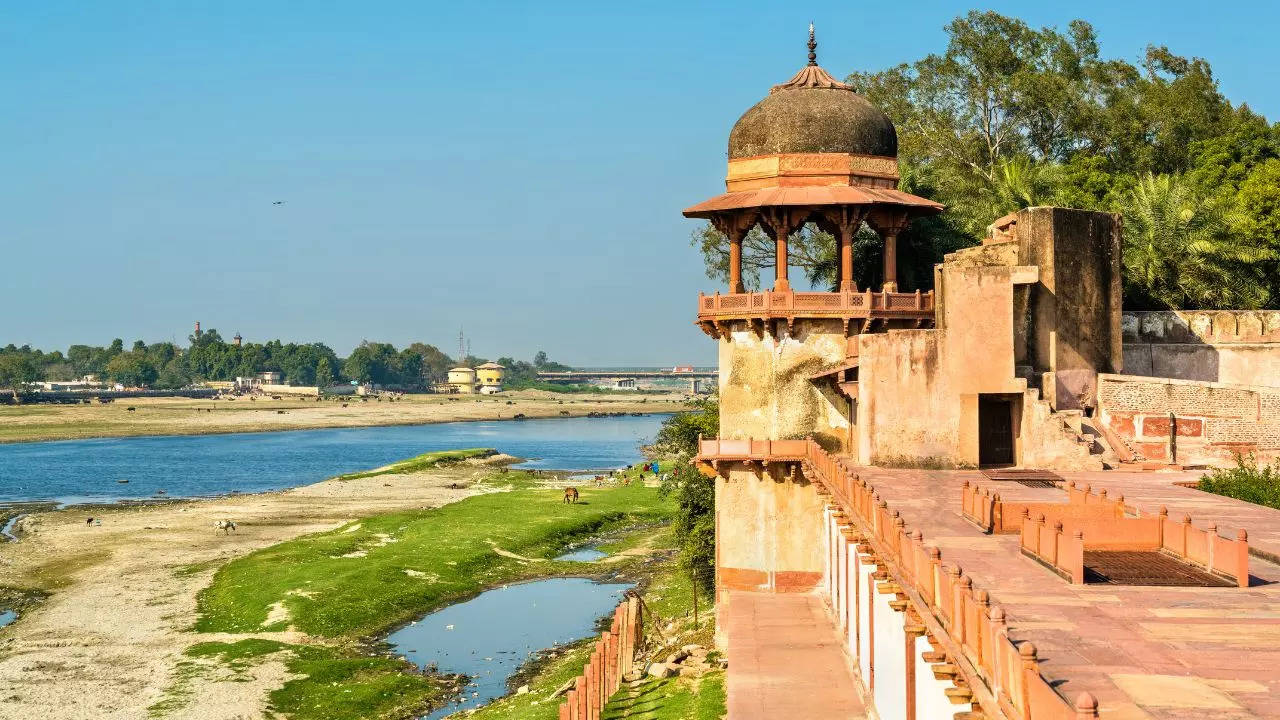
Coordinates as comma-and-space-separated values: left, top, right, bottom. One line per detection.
687, 27, 945, 600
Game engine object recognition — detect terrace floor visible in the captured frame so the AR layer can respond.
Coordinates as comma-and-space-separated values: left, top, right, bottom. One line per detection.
860, 467, 1280, 719
723, 590, 867, 719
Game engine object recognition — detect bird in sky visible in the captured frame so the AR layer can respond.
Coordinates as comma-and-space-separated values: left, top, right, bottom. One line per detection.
272, 201, 285, 205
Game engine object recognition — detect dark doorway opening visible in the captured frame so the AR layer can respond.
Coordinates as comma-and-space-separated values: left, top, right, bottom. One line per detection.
978, 395, 1016, 467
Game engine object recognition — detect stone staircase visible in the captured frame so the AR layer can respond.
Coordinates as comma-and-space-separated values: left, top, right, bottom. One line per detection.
1018, 385, 1107, 471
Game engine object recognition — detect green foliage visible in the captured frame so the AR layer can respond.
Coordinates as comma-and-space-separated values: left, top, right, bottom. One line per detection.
652, 397, 718, 456
1198, 454, 1280, 509
655, 397, 719, 594
0, 352, 42, 398
1120, 173, 1274, 309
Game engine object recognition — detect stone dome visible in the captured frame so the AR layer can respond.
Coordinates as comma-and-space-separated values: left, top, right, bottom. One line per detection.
727, 33, 897, 160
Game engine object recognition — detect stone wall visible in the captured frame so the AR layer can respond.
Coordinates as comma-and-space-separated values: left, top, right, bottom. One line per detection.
718, 319, 851, 450
857, 263, 1101, 469
1121, 310, 1280, 387
1096, 373, 1280, 465
713, 318, 849, 596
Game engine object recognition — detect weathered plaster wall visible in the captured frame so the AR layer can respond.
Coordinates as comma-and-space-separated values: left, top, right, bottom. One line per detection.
1016, 207, 1124, 375
1097, 373, 1280, 465
859, 266, 1025, 466
715, 465, 825, 595
1121, 311, 1280, 387
714, 318, 847, 597
857, 264, 1100, 469
718, 319, 851, 450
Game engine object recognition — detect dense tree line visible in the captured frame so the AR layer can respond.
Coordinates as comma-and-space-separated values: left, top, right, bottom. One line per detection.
695, 11, 1280, 310
0, 333, 572, 393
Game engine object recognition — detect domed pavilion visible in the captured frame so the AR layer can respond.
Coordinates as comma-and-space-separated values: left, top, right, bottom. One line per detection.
686, 26, 942, 337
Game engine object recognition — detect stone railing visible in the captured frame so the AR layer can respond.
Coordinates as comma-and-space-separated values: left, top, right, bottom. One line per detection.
696, 289, 934, 326
558, 596, 642, 720
695, 436, 808, 460
1019, 506, 1250, 588
961, 480, 1126, 534
803, 440, 1098, 720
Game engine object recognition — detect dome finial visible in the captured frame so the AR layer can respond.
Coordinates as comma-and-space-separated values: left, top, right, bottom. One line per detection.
807, 23, 817, 66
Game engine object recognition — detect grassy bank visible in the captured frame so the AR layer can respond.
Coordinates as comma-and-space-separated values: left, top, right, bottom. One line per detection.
195, 472, 675, 638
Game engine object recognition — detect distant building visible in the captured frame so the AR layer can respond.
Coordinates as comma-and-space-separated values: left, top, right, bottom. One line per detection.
613, 377, 637, 390
446, 367, 478, 394
258, 371, 283, 385
476, 362, 506, 394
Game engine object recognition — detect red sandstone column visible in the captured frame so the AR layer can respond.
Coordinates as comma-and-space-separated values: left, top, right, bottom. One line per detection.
882, 231, 898, 292
840, 223, 855, 292
729, 230, 745, 294
774, 225, 790, 292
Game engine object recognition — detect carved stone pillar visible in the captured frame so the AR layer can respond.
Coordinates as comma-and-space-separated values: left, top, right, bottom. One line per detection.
712, 212, 758, 295
869, 208, 911, 293
761, 208, 806, 293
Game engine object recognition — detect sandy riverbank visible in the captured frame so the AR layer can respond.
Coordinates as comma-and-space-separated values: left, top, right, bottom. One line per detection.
0, 389, 690, 444
0, 456, 513, 720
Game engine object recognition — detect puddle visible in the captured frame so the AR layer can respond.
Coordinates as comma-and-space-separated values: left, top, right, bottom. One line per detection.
1, 514, 23, 542
387, 577, 633, 718
0, 610, 16, 628
555, 544, 608, 562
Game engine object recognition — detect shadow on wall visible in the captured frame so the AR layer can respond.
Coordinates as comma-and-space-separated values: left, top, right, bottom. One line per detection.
1121, 311, 1280, 387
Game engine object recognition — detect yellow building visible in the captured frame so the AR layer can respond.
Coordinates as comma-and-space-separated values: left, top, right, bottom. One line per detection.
476, 362, 505, 394
446, 366, 478, 394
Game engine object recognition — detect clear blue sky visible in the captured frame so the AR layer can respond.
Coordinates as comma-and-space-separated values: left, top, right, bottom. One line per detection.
4, 1, 1278, 366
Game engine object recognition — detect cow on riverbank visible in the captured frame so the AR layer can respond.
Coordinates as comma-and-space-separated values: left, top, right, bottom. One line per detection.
563, 487, 579, 504
215, 519, 237, 534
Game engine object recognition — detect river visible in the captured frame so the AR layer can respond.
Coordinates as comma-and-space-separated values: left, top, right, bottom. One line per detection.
0, 414, 667, 504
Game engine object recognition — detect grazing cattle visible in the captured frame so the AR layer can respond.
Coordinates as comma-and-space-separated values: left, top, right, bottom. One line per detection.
86, 517, 94, 525
563, 487, 579, 504
126, 407, 136, 412
215, 519, 237, 534
559, 410, 570, 416
623, 477, 631, 486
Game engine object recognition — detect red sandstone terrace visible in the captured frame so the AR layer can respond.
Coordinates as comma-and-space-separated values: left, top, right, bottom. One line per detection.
684, 26, 1280, 720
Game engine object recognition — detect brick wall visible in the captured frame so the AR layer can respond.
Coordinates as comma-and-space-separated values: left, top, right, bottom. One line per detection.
1097, 374, 1280, 466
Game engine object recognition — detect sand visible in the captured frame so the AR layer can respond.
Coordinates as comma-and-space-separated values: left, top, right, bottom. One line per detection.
0, 389, 691, 444
0, 458, 510, 720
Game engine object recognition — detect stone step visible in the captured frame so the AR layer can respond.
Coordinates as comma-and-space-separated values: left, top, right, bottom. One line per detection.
921, 650, 948, 663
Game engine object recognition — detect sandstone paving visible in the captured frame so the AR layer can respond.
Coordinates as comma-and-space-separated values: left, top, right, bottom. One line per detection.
723, 590, 867, 719
856, 467, 1280, 718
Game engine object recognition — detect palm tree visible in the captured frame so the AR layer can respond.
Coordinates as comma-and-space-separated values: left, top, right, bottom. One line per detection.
1120, 173, 1273, 309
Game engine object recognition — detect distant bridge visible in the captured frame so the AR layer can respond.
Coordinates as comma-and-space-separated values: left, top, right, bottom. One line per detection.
537, 370, 718, 382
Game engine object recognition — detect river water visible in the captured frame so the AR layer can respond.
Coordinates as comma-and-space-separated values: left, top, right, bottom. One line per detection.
387, 578, 634, 719
0, 414, 666, 504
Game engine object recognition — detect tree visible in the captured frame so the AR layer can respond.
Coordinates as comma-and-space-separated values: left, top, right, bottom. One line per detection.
1120, 173, 1273, 309
656, 396, 720, 594
0, 353, 42, 402
105, 352, 158, 388
315, 359, 334, 388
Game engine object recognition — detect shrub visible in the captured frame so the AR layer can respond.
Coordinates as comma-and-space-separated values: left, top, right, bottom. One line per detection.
1198, 453, 1280, 509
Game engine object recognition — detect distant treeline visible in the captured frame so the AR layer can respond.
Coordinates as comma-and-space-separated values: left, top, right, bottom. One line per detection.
0, 330, 573, 392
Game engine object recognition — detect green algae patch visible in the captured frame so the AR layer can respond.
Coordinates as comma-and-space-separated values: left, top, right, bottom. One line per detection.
334, 448, 497, 481
151, 639, 455, 720
194, 473, 674, 639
